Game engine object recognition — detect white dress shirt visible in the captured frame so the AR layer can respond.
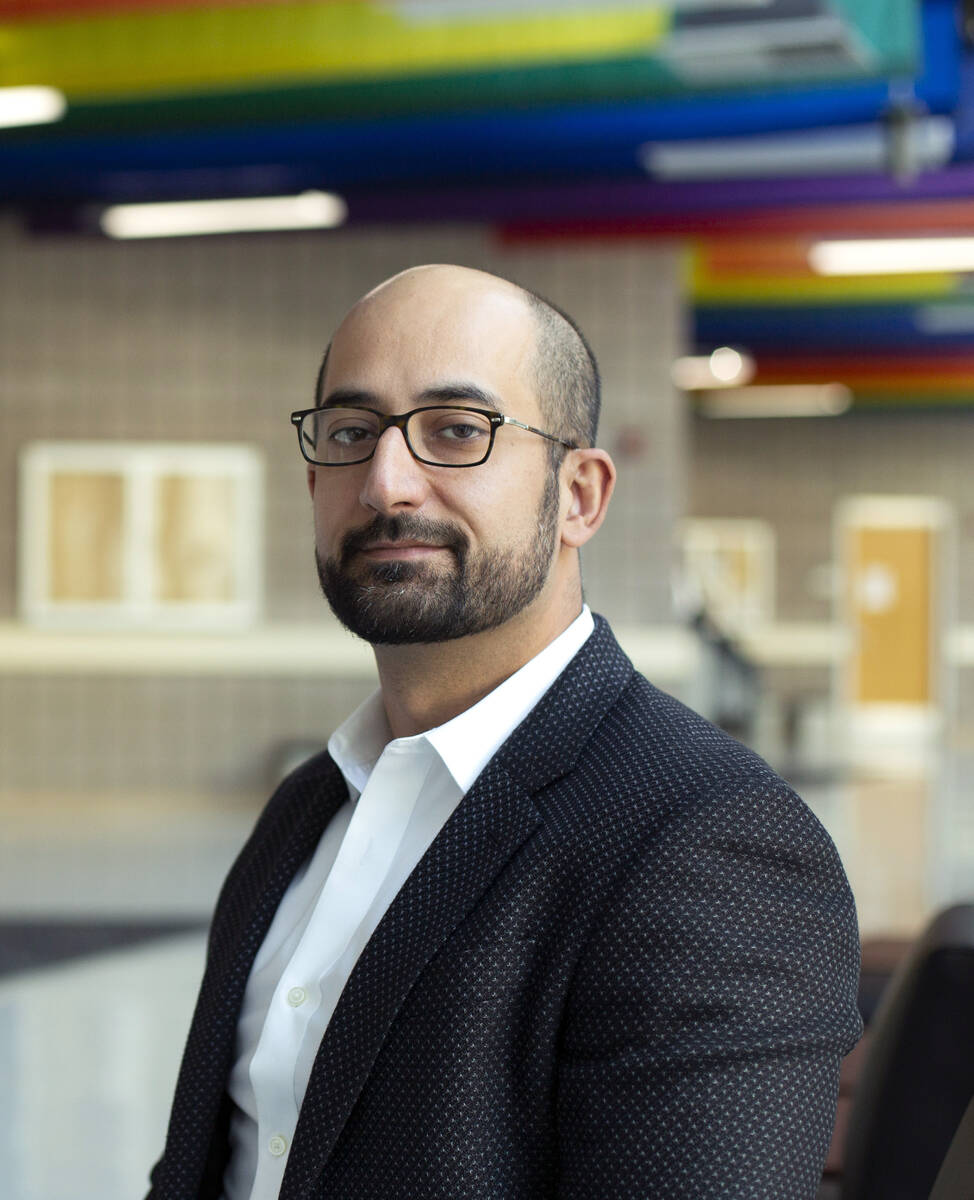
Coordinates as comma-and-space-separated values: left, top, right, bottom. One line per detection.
221, 607, 594, 1200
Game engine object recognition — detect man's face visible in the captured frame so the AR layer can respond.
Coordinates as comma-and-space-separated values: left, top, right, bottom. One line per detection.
309, 268, 566, 646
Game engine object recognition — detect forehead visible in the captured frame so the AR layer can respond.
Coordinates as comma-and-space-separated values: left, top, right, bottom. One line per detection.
324, 274, 540, 413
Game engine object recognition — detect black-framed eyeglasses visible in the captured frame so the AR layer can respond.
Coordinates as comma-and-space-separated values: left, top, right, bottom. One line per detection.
290, 405, 578, 468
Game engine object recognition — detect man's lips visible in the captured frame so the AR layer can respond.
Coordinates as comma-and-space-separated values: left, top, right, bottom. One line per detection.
357, 541, 449, 561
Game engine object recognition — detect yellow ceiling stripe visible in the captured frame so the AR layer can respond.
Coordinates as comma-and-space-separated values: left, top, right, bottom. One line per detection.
0, 2, 669, 100
688, 248, 957, 304
692, 275, 958, 304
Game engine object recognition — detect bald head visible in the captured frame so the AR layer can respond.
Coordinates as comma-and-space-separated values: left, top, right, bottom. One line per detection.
315, 265, 601, 452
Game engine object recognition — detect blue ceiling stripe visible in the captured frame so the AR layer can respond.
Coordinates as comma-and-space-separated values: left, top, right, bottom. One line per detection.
695, 304, 974, 353
0, 89, 958, 203
912, 0, 963, 112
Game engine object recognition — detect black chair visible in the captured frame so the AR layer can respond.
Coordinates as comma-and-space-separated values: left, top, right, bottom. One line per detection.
841, 904, 974, 1200
928, 1092, 974, 1200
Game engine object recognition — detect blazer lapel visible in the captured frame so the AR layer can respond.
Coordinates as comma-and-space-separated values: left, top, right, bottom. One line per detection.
280, 761, 542, 1198
280, 615, 636, 1198
208, 759, 350, 1008
155, 757, 349, 1198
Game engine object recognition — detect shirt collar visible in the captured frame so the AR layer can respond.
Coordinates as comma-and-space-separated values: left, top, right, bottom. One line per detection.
427, 605, 593, 792
328, 607, 594, 798
327, 689, 392, 797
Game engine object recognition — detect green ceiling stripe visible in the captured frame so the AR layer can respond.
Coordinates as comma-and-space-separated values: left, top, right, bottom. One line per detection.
0, 58, 680, 136
850, 390, 974, 408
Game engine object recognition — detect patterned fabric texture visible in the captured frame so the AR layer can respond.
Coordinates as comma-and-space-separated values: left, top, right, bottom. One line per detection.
148, 616, 862, 1199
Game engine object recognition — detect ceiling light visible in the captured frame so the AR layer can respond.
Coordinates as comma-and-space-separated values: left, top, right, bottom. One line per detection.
100, 191, 348, 240
0, 86, 67, 130
809, 237, 974, 276
640, 117, 953, 182
697, 384, 852, 418
671, 348, 755, 390
709, 346, 746, 382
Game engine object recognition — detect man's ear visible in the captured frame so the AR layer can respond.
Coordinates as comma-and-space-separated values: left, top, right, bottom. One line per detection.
560, 449, 616, 549
307, 466, 317, 498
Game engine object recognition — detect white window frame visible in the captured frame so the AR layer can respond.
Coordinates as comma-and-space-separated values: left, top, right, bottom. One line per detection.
18, 441, 263, 631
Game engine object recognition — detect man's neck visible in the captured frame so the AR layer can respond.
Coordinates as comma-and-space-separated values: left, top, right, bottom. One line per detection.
372, 595, 581, 739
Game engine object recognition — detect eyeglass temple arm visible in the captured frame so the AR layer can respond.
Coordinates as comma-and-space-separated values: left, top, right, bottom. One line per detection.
501, 415, 578, 450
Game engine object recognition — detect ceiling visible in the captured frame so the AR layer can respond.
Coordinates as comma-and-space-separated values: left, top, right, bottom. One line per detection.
2, 0, 974, 410
0, 0, 950, 211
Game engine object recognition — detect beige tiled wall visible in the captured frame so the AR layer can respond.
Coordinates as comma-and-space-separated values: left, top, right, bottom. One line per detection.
0, 673, 376, 797
690, 412, 974, 624
0, 218, 685, 798
691, 411, 974, 721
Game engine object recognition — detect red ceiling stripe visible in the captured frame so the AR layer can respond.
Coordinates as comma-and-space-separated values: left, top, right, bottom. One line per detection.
755, 354, 974, 372
753, 356, 974, 385
499, 200, 974, 243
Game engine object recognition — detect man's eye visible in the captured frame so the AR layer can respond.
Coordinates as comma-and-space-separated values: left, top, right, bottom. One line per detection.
329, 424, 375, 444
437, 421, 487, 441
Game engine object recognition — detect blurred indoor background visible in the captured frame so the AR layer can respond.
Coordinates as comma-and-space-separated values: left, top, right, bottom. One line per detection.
2, 1, 974, 1197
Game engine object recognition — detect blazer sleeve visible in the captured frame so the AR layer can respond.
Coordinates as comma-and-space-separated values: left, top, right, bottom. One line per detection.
555, 772, 863, 1200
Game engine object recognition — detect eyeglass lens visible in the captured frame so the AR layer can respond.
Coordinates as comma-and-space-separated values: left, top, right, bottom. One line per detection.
300, 407, 494, 466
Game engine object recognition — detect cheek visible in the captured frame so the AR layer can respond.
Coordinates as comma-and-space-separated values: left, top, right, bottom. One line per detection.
436, 472, 506, 532
311, 488, 356, 551
312, 473, 364, 518
453, 475, 547, 547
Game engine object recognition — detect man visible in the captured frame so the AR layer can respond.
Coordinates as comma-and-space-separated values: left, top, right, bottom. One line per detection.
149, 264, 861, 1199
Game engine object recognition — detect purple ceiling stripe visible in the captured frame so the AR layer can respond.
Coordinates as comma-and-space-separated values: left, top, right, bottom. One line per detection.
345, 164, 974, 224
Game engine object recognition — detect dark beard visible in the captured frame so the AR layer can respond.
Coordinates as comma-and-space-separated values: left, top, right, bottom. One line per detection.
316, 473, 560, 645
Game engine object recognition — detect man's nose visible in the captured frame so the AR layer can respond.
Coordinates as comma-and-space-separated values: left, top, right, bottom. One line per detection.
358, 424, 429, 514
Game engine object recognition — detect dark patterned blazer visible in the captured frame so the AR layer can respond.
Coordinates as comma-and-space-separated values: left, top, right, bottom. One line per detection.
149, 615, 862, 1199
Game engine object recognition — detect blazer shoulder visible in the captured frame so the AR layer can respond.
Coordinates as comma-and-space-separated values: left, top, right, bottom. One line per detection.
545, 664, 842, 876
505, 614, 808, 846
598, 669, 785, 796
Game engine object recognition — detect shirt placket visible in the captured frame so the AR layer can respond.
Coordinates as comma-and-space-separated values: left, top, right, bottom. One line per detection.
246, 741, 434, 1197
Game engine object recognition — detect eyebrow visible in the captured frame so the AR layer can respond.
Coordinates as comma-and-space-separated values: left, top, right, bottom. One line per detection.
320, 381, 506, 413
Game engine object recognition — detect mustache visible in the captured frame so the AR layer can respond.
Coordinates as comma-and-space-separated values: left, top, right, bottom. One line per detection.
338, 514, 468, 566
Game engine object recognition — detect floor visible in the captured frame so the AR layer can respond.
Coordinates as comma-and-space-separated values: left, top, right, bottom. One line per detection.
1, 753, 972, 1200
0, 794, 252, 1200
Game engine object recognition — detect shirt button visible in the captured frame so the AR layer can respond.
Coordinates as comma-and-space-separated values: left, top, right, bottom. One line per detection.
286, 986, 307, 1007
268, 1134, 288, 1157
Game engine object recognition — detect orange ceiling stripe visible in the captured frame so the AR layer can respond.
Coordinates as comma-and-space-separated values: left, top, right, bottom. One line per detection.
695, 238, 819, 277
753, 356, 974, 387
690, 241, 958, 302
